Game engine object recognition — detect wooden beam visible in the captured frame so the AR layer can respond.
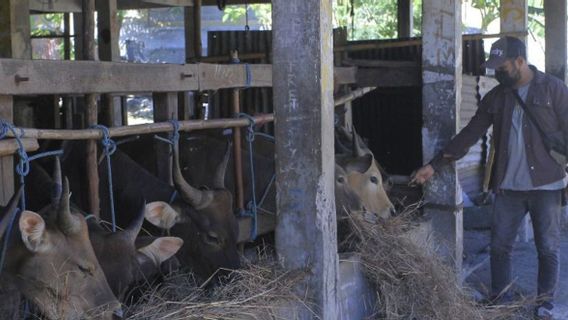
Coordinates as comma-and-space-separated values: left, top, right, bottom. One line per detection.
202, 0, 270, 4
273, 0, 338, 318
198, 63, 271, 90
0, 59, 199, 94
356, 67, 420, 87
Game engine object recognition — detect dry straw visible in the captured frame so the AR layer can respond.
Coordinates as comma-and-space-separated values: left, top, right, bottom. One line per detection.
340, 201, 532, 320
124, 253, 311, 320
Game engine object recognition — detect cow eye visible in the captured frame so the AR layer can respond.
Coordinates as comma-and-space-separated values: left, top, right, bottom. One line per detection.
336, 176, 345, 184
77, 264, 93, 276
205, 232, 220, 244
370, 176, 379, 184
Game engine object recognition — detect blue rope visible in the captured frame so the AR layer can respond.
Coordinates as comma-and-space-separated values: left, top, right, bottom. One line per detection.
153, 120, 180, 147
92, 125, 117, 232
237, 113, 258, 240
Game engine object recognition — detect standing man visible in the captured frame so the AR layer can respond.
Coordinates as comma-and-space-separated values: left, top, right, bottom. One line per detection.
411, 36, 568, 320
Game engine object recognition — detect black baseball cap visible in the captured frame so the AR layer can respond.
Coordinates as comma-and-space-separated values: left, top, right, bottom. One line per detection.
481, 36, 526, 69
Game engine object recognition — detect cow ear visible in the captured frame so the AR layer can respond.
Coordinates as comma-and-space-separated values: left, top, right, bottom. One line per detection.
145, 201, 180, 229
136, 237, 183, 266
19, 211, 51, 253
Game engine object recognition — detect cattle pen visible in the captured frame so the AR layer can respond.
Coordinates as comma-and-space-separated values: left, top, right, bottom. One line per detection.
1, 0, 568, 319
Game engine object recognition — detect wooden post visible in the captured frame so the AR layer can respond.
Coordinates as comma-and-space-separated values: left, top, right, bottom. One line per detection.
544, 0, 567, 82
153, 92, 178, 185
397, 0, 413, 38
183, 0, 201, 121
0, 0, 30, 205
273, 1, 338, 318
184, 0, 202, 62
97, 0, 123, 127
422, 0, 463, 272
231, 51, 245, 212
83, 0, 100, 217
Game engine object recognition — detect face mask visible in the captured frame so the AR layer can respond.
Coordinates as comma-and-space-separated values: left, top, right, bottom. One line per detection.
495, 70, 517, 87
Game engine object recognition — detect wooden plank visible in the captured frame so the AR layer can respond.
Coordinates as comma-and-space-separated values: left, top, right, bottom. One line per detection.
397, 0, 412, 38
0, 138, 39, 157
30, 0, 81, 12
343, 57, 418, 68
198, 63, 271, 90
0, 59, 199, 94
357, 66, 420, 87
0, 96, 14, 206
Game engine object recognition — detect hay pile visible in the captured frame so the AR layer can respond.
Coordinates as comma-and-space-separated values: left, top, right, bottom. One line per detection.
341, 203, 531, 320
125, 255, 309, 320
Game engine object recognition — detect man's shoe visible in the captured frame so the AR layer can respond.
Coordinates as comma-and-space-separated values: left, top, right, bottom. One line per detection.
534, 302, 554, 320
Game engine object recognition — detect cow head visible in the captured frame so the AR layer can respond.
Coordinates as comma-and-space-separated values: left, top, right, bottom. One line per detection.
86, 200, 183, 301
145, 141, 240, 278
3, 178, 120, 319
335, 127, 395, 219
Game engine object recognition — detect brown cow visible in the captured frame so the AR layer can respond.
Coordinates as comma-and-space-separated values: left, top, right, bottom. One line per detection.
335, 127, 395, 219
0, 179, 121, 319
143, 141, 239, 278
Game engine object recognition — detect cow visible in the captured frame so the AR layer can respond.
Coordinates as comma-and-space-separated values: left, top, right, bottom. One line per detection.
26, 158, 184, 303
0, 179, 121, 320
60, 139, 240, 280
335, 126, 396, 219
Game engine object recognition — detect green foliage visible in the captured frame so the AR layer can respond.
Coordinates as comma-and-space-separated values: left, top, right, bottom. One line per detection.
222, 0, 422, 40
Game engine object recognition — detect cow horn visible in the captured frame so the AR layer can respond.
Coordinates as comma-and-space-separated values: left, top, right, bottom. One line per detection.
213, 141, 231, 189
57, 177, 81, 235
352, 128, 366, 158
51, 156, 63, 205
0, 186, 23, 238
172, 142, 205, 208
123, 199, 146, 243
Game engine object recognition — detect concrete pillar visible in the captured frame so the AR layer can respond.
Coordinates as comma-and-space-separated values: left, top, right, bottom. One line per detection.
421, 0, 463, 272
397, 0, 413, 38
500, 0, 528, 41
273, 1, 338, 319
0, 0, 30, 205
544, 0, 567, 82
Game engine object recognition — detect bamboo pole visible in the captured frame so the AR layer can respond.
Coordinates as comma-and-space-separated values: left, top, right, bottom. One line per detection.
0, 138, 39, 156
2, 115, 274, 140
334, 87, 376, 107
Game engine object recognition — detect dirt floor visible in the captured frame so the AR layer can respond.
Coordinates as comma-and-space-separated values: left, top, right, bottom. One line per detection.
464, 227, 568, 319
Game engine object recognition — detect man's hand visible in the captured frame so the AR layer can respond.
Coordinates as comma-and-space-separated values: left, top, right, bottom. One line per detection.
409, 164, 435, 186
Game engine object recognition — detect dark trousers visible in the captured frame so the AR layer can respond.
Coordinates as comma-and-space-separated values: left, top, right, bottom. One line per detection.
490, 189, 561, 303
